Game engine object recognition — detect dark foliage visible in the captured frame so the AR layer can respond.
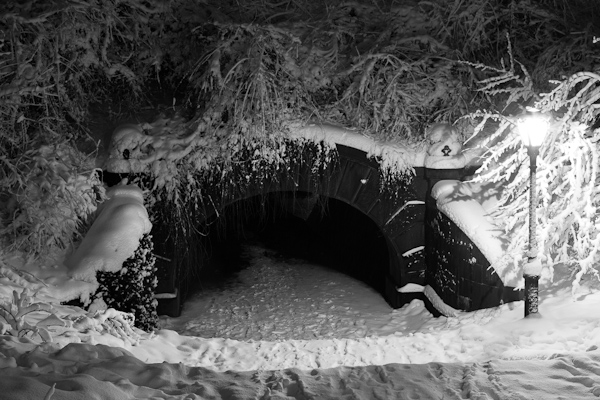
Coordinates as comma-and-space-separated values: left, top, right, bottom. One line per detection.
95, 233, 159, 332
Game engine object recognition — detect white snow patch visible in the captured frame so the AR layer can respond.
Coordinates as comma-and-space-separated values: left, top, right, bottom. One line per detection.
385, 200, 425, 225
402, 246, 424, 257
424, 284, 461, 317
64, 183, 152, 282
2, 176, 600, 399
524, 258, 543, 276
396, 283, 461, 317
397, 283, 425, 293
424, 153, 467, 169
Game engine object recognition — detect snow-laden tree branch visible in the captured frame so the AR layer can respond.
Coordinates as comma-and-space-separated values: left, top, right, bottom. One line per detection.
465, 63, 600, 293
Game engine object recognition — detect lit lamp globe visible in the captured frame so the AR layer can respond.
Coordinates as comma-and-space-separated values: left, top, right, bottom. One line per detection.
517, 111, 549, 160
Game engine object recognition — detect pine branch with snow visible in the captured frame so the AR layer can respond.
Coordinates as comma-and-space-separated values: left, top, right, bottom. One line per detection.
464, 62, 600, 292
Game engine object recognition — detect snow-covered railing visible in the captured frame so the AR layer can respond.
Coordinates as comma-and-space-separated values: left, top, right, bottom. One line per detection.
425, 179, 522, 311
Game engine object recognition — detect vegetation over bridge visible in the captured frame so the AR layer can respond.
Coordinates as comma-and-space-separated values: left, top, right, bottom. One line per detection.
0, 0, 598, 317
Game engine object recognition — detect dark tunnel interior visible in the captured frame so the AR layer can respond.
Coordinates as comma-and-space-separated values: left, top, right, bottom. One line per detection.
189, 191, 390, 305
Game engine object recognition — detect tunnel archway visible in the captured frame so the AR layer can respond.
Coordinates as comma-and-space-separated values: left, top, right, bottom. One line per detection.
154, 144, 430, 317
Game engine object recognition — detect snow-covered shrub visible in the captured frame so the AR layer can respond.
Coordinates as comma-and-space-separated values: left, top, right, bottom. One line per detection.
0, 1, 167, 256
0, 143, 105, 256
71, 308, 142, 346
93, 233, 159, 332
0, 289, 56, 342
463, 50, 600, 292
0, 289, 142, 344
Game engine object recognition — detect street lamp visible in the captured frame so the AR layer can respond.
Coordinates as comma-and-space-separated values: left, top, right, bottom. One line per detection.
516, 109, 549, 318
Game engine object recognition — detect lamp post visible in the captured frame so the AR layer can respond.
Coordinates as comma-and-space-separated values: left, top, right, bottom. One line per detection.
516, 110, 549, 318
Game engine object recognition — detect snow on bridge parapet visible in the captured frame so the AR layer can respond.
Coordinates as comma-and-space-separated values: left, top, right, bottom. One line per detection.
286, 122, 427, 175
286, 122, 486, 170
432, 180, 518, 287
104, 118, 483, 178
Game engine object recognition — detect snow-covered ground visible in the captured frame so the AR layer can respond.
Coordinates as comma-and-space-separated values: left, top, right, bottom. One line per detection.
3, 239, 600, 399
149, 243, 600, 374
161, 244, 435, 342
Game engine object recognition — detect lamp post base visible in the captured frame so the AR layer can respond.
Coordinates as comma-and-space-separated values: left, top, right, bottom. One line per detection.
524, 273, 540, 317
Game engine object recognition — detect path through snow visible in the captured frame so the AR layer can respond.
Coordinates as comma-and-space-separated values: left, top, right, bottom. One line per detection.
160, 244, 438, 342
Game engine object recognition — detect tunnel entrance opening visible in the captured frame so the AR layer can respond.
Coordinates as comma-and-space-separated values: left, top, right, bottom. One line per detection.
183, 191, 390, 307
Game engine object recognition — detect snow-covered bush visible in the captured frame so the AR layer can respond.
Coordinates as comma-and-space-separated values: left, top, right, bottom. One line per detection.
0, 289, 57, 342
93, 233, 159, 332
0, 143, 105, 256
463, 49, 600, 292
0, 1, 167, 256
71, 308, 142, 345
0, 289, 143, 345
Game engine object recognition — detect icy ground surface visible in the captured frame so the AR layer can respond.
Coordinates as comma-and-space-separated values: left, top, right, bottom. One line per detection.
160, 244, 439, 341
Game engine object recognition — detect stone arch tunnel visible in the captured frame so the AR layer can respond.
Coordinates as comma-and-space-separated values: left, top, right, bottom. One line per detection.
136, 141, 522, 318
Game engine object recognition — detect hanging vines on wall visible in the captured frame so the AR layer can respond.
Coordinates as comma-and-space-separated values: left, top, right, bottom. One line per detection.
127, 136, 340, 295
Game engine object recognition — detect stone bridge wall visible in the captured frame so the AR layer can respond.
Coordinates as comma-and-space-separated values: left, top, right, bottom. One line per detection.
134, 144, 521, 317
422, 170, 523, 311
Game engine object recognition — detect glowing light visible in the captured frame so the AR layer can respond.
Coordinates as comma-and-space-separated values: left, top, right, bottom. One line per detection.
517, 110, 549, 149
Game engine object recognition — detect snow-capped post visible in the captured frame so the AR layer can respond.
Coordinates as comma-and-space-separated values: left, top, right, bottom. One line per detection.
422, 124, 468, 311
423, 123, 467, 198
516, 109, 549, 318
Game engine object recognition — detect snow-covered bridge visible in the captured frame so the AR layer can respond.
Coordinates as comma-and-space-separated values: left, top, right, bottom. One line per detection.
104, 121, 522, 317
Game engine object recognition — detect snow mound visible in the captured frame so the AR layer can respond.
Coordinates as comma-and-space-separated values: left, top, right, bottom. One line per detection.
64, 184, 152, 282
